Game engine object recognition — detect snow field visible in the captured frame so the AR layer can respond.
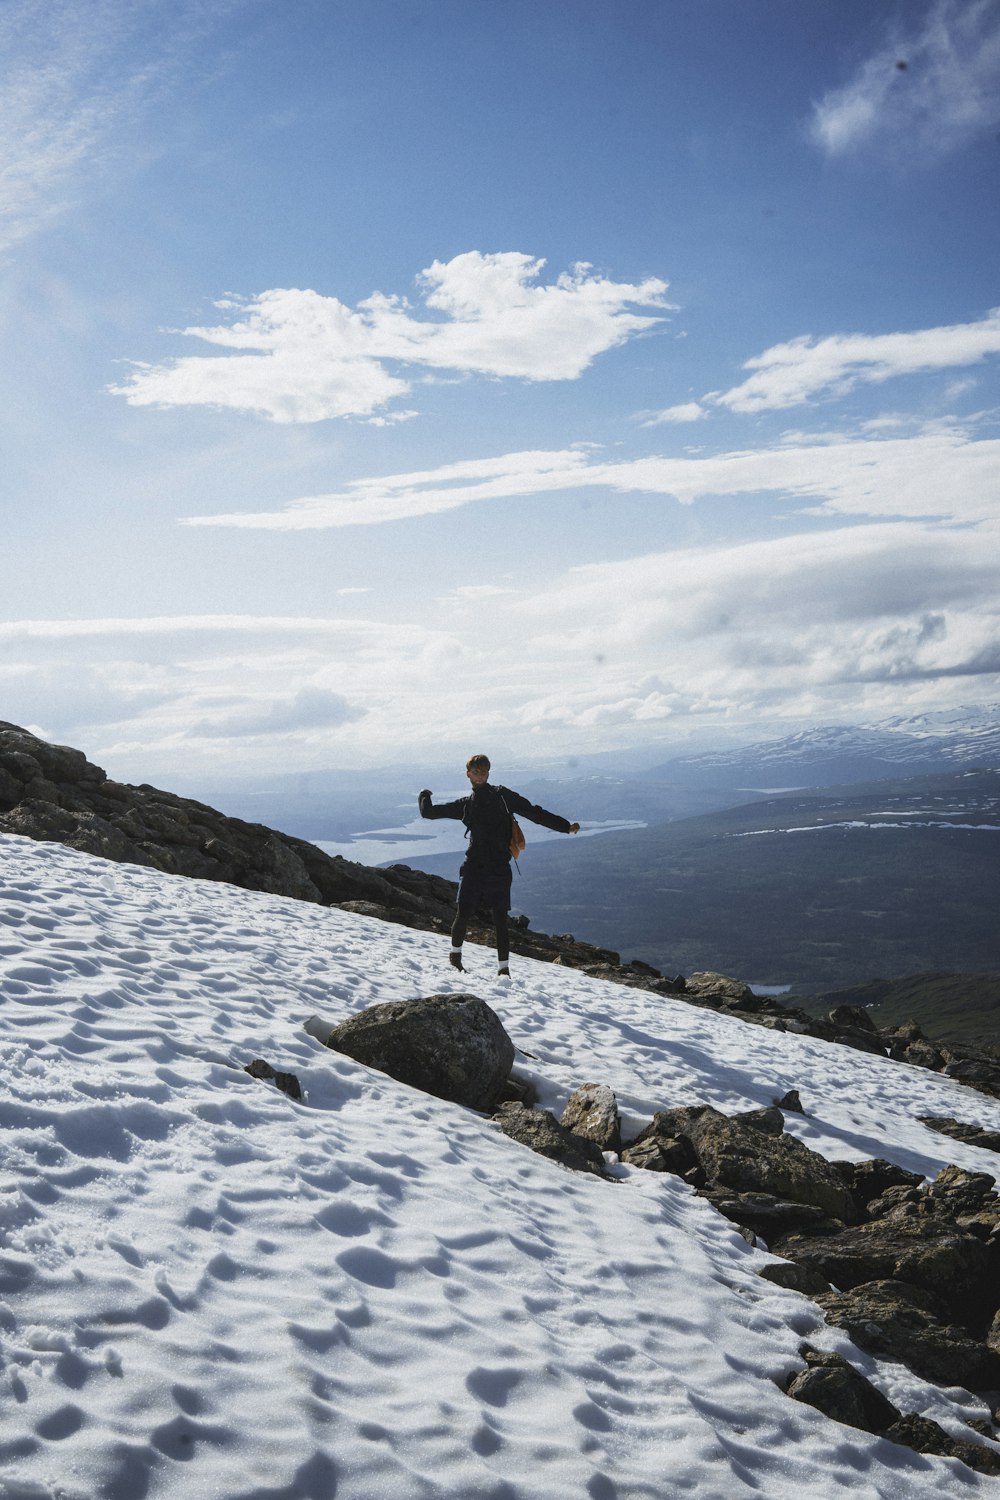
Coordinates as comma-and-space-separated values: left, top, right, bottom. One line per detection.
1, 832, 1000, 1498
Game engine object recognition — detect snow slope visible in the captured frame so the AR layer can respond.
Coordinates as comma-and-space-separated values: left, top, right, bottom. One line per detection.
2, 832, 1000, 1500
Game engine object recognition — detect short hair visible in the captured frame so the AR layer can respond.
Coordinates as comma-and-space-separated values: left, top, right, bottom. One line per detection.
466, 753, 491, 773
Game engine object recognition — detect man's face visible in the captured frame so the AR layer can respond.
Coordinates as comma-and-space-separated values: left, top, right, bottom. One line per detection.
467, 764, 489, 787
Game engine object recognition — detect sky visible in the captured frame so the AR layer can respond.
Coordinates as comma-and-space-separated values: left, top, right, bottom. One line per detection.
2, 0, 999, 786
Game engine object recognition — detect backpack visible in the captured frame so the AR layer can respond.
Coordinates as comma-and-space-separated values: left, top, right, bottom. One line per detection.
462, 785, 526, 864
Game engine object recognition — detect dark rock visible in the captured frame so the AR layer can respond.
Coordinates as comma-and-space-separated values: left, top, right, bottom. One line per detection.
496, 1074, 537, 1107
326, 993, 514, 1112
883, 1413, 1000, 1475
832, 1158, 925, 1212
492, 1103, 610, 1177
900, 1039, 946, 1070
828, 1005, 879, 1034
560, 1083, 621, 1153
919, 1116, 1000, 1154
863, 1184, 924, 1221
816, 1279, 1000, 1391
701, 1188, 836, 1240
244, 1059, 302, 1101
785, 1347, 899, 1434
678, 1106, 856, 1222
732, 1105, 785, 1135
943, 1058, 1000, 1098
684, 971, 756, 1003
775, 1089, 804, 1113
928, 1164, 998, 1218
758, 1261, 831, 1294
773, 1216, 992, 1324
620, 1134, 700, 1178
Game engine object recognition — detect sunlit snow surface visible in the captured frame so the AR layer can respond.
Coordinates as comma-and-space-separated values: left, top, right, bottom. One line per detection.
2, 833, 1000, 1499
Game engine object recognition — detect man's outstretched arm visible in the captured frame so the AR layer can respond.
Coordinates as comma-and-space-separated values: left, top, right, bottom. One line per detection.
418, 789, 468, 821
503, 788, 579, 834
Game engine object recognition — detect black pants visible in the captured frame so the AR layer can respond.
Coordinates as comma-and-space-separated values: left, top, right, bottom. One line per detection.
452, 871, 511, 963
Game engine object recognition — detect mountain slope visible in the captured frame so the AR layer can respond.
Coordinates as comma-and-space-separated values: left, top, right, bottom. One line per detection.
798, 973, 1000, 1051
2, 831, 1000, 1496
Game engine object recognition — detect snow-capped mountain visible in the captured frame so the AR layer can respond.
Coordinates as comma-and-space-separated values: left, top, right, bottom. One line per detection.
653, 703, 1000, 787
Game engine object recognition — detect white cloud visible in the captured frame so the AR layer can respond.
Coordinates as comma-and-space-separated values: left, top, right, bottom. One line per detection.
110, 254, 674, 423
710, 309, 1000, 414
810, 0, 1000, 158
639, 402, 707, 426
181, 427, 1000, 531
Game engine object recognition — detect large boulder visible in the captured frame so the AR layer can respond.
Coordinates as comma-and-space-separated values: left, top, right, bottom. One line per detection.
325, 993, 515, 1112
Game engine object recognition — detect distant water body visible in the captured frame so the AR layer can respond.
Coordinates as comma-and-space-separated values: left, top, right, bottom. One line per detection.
314, 817, 646, 868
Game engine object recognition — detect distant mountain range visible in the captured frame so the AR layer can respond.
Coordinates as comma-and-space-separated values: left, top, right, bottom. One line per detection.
644, 703, 1000, 792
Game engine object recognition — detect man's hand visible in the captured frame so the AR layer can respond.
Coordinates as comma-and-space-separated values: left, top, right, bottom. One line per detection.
568, 822, 580, 833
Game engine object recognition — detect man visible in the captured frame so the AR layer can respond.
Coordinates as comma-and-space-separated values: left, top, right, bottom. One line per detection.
418, 754, 580, 978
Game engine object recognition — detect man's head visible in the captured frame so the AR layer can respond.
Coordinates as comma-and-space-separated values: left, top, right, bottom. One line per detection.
466, 753, 490, 786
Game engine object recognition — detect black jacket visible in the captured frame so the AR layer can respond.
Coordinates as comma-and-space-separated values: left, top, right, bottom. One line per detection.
418, 783, 571, 877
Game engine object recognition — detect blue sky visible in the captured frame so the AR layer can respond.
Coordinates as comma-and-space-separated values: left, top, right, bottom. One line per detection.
3, 0, 999, 784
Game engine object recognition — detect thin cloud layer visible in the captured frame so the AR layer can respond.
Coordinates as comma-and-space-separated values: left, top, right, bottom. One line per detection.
181, 427, 1000, 530
5, 494, 999, 775
0, 0, 244, 254
110, 254, 673, 423
810, 0, 1000, 159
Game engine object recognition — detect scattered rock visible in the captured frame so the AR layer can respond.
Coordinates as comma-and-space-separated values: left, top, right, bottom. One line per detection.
684, 971, 756, 1004
325, 993, 515, 1112
772, 1215, 992, 1325
784, 1346, 1000, 1473
758, 1261, 831, 1295
493, 1103, 610, 1177
919, 1115, 1000, 1154
732, 1105, 785, 1135
832, 1158, 924, 1212
882, 1413, 1000, 1476
641, 1105, 856, 1223
244, 1059, 303, 1100
784, 1345, 899, 1434
560, 1083, 621, 1153
815, 1279, 1000, 1391
828, 1005, 879, 1034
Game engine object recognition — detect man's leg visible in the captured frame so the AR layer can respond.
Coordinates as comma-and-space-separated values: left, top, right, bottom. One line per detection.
493, 906, 510, 976
450, 897, 473, 970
